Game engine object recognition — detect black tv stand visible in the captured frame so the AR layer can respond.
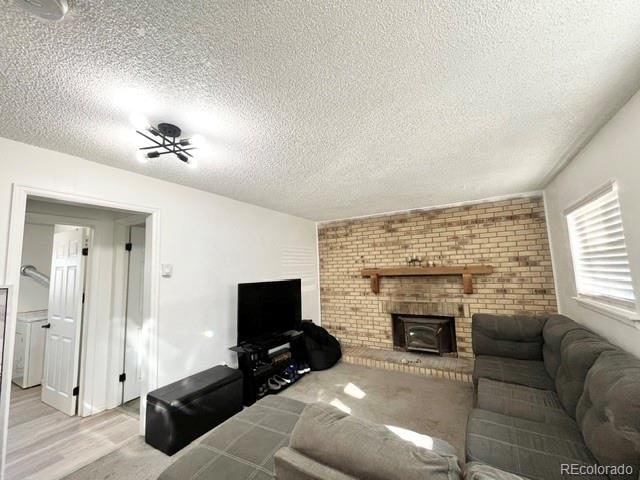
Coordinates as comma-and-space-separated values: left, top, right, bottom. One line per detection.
250, 335, 286, 349
230, 330, 307, 406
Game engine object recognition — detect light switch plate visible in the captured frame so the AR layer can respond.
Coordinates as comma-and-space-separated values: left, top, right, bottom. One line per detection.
161, 264, 173, 277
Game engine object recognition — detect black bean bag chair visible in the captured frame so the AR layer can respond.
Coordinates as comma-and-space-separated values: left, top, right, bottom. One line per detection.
300, 321, 342, 371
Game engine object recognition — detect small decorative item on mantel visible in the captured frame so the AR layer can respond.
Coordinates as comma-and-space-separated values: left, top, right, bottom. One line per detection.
406, 255, 423, 267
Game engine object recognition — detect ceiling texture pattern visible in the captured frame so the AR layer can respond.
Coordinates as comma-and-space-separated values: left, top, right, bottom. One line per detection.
2, 1, 640, 220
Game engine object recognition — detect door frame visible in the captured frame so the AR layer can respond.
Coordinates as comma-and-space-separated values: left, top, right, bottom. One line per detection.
0, 286, 14, 391
0, 184, 161, 480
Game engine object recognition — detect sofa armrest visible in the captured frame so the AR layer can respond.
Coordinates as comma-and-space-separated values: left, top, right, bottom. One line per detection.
472, 314, 546, 360
289, 402, 461, 480
275, 447, 356, 480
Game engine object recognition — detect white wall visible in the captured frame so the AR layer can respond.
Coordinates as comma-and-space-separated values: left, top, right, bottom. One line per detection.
0, 137, 320, 388
544, 90, 640, 358
17, 223, 54, 312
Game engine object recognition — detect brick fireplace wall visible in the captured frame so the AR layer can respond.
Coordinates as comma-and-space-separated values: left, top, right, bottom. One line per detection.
317, 196, 557, 358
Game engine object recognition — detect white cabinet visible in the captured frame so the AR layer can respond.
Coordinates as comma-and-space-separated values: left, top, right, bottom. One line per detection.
12, 310, 47, 389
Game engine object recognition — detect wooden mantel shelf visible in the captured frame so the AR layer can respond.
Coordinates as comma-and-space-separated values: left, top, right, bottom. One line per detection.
361, 266, 493, 295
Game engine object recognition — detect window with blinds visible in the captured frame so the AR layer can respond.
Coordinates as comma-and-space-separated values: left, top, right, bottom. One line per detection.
566, 183, 636, 311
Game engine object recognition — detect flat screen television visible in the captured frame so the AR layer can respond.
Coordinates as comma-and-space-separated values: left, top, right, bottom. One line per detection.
237, 278, 302, 344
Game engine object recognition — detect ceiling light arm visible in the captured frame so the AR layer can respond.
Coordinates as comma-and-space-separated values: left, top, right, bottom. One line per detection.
136, 128, 195, 158
138, 144, 196, 154
137, 129, 176, 156
142, 149, 195, 158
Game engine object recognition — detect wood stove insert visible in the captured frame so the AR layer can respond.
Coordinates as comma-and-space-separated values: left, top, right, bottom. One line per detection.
391, 314, 456, 356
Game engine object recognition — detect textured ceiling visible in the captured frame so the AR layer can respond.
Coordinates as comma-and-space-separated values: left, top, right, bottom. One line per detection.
2, 1, 640, 220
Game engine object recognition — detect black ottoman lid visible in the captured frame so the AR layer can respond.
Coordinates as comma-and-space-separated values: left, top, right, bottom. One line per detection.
147, 365, 242, 409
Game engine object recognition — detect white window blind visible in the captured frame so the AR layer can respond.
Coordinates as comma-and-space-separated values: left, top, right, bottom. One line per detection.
566, 183, 636, 311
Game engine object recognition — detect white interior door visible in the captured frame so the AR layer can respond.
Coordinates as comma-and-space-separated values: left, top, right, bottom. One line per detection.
42, 228, 88, 416
123, 225, 145, 403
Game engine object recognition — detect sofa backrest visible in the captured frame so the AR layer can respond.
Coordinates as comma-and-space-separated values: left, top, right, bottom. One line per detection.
472, 314, 547, 360
541, 314, 584, 379
576, 350, 640, 478
554, 329, 616, 418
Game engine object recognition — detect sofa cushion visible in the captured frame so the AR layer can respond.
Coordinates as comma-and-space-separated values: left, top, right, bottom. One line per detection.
476, 378, 574, 427
473, 355, 554, 390
466, 408, 605, 480
158, 395, 306, 480
542, 314, 584, 379
290, 402, 460, 480
554, 329, 615, 419
472, 314, 547, 360
463, 461, 529, 480
576, 350, 640, 479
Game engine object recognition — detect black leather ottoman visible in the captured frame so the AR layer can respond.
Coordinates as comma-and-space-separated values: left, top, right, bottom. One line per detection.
145, 365, 243, 455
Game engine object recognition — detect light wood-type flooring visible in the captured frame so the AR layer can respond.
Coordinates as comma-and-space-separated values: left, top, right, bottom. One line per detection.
6, 385, 139, 480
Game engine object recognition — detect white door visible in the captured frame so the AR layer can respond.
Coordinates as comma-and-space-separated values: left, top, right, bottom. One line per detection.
123, 226, 145, 403
42, 228, 88, 416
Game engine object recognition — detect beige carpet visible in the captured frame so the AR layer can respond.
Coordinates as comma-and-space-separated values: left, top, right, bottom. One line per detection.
62, 361, 473, 479
281, 361, 473, 459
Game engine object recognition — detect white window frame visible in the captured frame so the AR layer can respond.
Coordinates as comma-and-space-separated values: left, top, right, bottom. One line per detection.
565, 182, 638, 319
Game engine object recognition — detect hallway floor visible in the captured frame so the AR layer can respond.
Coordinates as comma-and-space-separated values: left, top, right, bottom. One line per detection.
6, 385, 139, 480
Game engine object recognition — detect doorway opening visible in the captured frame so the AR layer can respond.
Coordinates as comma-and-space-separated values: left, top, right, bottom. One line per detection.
1, 191, 159, 480
16, 224, 90, 416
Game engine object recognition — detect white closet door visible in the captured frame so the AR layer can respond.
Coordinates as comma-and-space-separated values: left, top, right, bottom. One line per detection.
123, 226, 145, 403
41, 228, 87, 416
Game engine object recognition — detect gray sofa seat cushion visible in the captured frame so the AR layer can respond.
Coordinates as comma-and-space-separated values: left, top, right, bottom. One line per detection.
472, 314, 547, 360
290, 402, 460, 480
159, 395, 306, 480
473, 355, 554, 390
476, 378, 574, 428
541, 314, 584, 379
463, 461, 529, 480
466, 408, 605, 480
554, 330, 615, 419
576, 350, 640, 479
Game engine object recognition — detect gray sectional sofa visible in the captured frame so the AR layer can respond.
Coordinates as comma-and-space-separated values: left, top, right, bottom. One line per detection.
158, 312, 640, 480
467, 313, 640, 480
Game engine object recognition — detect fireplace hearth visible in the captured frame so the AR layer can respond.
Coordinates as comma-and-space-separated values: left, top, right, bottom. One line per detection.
391, 314, 456, 356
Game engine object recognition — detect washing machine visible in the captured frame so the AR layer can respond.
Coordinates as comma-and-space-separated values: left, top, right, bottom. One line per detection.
12, 310, 47, 389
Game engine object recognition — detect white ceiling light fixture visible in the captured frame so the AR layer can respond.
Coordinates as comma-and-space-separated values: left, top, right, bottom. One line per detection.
188, 134, 207, 149
130, 113, 151, 132
135, 150, 149, 164
15, 0, 68, 21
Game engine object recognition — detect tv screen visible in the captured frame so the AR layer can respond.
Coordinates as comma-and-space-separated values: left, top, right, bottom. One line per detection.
237, 279, 302, 344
